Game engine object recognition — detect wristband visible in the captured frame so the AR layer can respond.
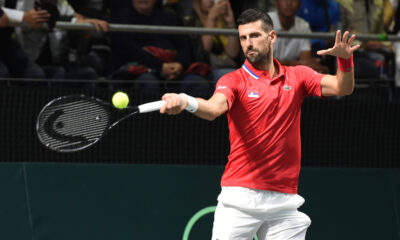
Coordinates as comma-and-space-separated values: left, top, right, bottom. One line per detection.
337, 55, 354, 72
179, 93, 198, 113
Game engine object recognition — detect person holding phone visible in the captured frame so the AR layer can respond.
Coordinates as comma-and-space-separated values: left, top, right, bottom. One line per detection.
0, 1, 50, 80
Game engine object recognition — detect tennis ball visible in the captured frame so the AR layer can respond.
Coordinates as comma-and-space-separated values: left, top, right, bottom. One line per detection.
112, 91, 129, 109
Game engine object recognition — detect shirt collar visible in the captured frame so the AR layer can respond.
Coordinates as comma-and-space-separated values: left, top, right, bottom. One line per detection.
242, 59, 285, 80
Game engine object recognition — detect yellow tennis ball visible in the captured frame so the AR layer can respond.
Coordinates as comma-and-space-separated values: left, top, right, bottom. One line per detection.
112, 91, 129, 109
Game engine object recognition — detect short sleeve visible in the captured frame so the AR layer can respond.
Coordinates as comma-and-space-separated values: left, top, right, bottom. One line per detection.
297, 66, 325, 97
213, 73, 237, 109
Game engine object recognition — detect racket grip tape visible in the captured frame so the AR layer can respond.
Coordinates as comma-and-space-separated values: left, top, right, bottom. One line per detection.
138, 100, 166, 113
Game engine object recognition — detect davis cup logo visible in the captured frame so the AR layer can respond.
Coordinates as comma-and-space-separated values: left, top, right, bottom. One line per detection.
248, 86, 259, 98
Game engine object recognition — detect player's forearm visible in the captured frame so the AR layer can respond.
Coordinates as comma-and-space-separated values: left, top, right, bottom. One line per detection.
335, 55, 355, 95
192, 98, 225, 121
335, 70, 354, 95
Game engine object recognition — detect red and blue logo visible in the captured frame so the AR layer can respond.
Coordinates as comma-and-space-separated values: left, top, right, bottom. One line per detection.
248, 87, 259, 98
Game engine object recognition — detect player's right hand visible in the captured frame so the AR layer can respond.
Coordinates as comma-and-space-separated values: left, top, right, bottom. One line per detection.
160, 93, 187, 115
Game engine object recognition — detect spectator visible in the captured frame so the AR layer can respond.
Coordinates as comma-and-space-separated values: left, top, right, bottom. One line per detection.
183, 0, 240, 82
268, 0, 329, 73
110, 0, 209, 93
16, 0, 110, 83
0, 0, 50, 81
297, 0, 340, 73
68, 0, 112, 77
0, 8, 9, 78
338, 0, 395, 79
161, 0, 188, 17
389, 0, 400, 86
0, 8, 7, 26
230, 1, 271, 20
297, 0, 340, 51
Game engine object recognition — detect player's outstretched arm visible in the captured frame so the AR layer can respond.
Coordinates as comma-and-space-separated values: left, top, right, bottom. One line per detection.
160, 93, 228, 121
317, 30, 360, 96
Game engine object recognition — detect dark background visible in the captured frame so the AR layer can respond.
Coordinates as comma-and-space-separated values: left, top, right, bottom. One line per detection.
0, 84, 399, 168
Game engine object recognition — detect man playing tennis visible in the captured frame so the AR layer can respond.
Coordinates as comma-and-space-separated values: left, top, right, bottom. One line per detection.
160, 8, 359, 240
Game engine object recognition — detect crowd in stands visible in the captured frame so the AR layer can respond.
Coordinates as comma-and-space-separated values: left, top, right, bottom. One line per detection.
1, 0, 400, 92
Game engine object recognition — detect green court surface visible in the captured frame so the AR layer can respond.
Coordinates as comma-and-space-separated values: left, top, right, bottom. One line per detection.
0, 163, 399, 240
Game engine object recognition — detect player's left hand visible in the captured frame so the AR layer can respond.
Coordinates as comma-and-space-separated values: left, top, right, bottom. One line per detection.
317, 30, 360, 59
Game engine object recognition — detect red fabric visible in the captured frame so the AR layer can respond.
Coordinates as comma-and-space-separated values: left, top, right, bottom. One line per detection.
337, 55, 354, 72
112, 62, 150, 79
143, 46, 177, 63
214, 59, 324, 194
184, 62, 212, 78
114, 46, 177, 78
143, 46, 212, 77
126, 64, 149, 76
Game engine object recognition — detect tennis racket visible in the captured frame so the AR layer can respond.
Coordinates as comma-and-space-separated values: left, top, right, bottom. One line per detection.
36, 95, 165, 153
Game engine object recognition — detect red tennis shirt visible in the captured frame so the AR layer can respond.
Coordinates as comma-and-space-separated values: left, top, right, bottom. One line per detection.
214, 59, 324, 194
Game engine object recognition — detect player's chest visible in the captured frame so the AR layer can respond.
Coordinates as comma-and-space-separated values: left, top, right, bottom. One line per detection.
239, 78, 298, 110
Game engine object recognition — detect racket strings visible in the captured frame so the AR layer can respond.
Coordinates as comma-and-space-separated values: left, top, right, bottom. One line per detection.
37, 99, 111, 151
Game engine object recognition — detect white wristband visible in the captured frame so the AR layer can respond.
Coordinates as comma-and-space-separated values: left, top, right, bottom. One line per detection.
179, 93, 198, 113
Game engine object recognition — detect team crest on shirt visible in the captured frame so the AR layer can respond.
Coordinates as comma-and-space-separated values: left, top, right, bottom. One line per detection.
248, 87, 259, 98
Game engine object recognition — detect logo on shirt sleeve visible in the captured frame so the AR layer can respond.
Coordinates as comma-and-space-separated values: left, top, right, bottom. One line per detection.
248, 86, 259, 98
216, 85, 227, 90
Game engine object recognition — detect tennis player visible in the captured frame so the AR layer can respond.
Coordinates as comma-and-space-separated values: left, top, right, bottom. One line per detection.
160, 8, 359, 240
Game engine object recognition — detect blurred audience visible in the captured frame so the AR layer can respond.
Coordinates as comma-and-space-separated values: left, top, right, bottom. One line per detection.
183, 0, 240, 82
268, 0, 329, 73
15, 0, 110, 84
390, 0, 400, 86
297, 0, 340, 73
231, 1, 271, 20
0, 0, 50, 81
0, 9, 9, 78
110, 0, 209, 93
67, 0, 112, 79
338, 0, 395, 79
3, 0, 400, 89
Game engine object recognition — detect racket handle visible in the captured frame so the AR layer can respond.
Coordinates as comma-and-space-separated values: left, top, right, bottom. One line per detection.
138, 100, 166, 113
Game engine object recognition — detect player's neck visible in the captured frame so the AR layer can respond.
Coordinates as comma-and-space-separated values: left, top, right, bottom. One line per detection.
253, 58, 277, 78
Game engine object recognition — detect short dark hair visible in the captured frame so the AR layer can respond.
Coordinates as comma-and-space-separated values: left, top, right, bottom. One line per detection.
237, 8, 274, 32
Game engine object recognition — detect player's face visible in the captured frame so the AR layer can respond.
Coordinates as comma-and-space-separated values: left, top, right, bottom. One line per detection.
238, 20, 275, 65
132, 0, 157, 15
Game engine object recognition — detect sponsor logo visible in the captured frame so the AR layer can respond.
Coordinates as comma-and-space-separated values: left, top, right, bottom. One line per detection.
216, 85, 227, 90
283, 85, 292, 90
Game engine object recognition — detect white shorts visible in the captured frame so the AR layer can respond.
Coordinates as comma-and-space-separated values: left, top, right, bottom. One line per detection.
212, 187, 311, 240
